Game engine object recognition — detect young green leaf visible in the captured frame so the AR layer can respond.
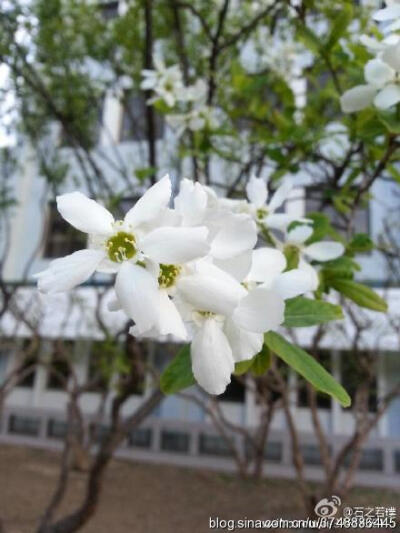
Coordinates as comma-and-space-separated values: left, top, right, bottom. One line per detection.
264, 331, 351, 407
330, 279, 387, 312
284, 296, 343, 327
160, 345, 195, 395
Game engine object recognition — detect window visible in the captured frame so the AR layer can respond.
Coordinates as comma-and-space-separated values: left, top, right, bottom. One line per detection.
47, 419, 68, 439
343, 448, 383, 471
340, 351, 378, 412
128, 427, 152, 449
305, 186, 369, 237
120, 92, 164, 142
8, 415, 40, 437
300, 443, 331, 466
161, 430, 190, 453
44, 202, 87, 258
46, 341, 73, 390
0, 347, 9, 385
297, 350, 332, 409
199, 433, 233, 457
264, 441, 282, 462
218, 376, 245, 403
100, 1, 119, 20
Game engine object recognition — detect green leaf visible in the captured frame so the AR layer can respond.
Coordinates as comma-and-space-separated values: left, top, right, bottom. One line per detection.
347, 233, 374, 254
264, 332, 351, 407
160, 345, 195, 395
234, 358, 254, 376
284, 296, 343, 327
324, 6, 353, 51
330, 279, 388, 312
251, 345, 271, 376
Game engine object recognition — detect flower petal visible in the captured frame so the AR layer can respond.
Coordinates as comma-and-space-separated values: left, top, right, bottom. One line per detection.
268, 179, 293, 213
131, 289, 187, 340
211, 214, 257, 260
271, 268, 314, 300
174, 178, 207, 225
299, 259, 320, 291
213, 250, 253, 282
140, 226, 209, 264
247, 248, 286, 284
287, 224, 313, 245
177, 267, 245, 316
224, 318, 263, 362
191, 319, 234, 395
373, 4, 400, 21
36, 249, 105, 293
156, 289, 187, 339
340, 85, 376, 113
364, 59, 395, 88
304, 241, 344, 262
246, 175, 268, 208
124, 174, 171, 228
374, 84, 400, 110
56, 192, 114, 235
115, 262, 159, 332
382, 41, 400, 72
232, 287, 285, 333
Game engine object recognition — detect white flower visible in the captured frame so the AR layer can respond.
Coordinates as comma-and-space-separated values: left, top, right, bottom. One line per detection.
177, 251, 314, 395
141, 56, 185, 107
174, 179, 258, 261
373, 0, 400, 32
221, 175, 308, 232
341, 42, 400, 112
167, 104, 219, 137
36, 175, 210, 334
282, 224, 345, 290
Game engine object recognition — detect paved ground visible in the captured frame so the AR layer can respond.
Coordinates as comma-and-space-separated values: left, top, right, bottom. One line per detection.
0, 444, 398, 533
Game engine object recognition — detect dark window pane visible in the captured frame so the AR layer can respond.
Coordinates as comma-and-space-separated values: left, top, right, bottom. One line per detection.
9, 415, 40, 436
120, 92, 164, 142
300, 443, 331, 466
264, 441, 282, 462
218, 376, 245, 403
394, 450, 400, 473
161, 430, 189, 453
128, 427, 152, 448
44, 202, 87, 258
199, 433, 233, 457
343, 448, 383, 471
100, 1, 119, 20
47, 419, 68, 439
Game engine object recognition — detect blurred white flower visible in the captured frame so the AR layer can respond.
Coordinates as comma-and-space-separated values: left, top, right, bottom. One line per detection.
341, 42, 400, 112
141, 56, 185, 107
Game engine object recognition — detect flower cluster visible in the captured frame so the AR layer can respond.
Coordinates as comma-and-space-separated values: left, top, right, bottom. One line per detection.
36, 175, 344, 395
341, 0, 400, 112
140, 56, 216, 136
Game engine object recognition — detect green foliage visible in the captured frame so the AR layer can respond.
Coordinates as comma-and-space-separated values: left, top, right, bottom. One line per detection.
329, 279, 388, 312
264, 331, 351, 407
284, 297, 343, 328
160, 345, 195, 395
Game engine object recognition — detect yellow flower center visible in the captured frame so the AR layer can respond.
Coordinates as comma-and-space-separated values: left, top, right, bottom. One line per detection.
158, 264, 182, 288
106, 231, 136, 263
